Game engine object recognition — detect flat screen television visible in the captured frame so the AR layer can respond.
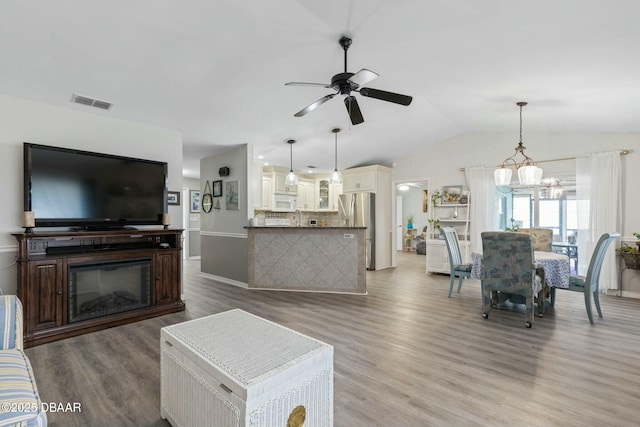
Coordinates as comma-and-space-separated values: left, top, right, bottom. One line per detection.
24, 143, 167, 230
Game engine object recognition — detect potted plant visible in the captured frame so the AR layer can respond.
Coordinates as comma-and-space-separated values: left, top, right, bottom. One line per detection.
617, 242, 640, 269
431, 191, 441, 208
406, 213, 414, 230
427, 218, 440, 232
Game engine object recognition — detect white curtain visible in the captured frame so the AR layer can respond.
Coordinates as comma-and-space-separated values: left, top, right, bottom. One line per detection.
575, 151, 621, 291
465, 166, 496, 254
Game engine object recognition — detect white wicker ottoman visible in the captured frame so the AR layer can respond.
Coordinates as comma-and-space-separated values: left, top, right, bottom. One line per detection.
160, 309, 333, 427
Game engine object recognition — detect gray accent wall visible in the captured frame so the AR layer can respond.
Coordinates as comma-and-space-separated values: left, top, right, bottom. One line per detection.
200, 144, 252, 284
201, 234, 248, 283
183, 177, 201, 258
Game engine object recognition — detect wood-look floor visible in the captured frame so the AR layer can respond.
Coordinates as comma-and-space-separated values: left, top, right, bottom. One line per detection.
25, 252, 640, 427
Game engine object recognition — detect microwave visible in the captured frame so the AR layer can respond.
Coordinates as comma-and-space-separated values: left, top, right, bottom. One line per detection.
273, 194, 297, 211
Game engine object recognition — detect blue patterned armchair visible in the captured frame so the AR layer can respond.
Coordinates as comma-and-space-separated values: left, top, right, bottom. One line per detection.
0, 295, 47, 427
481, 232, 544, 328
516, 228, 553, 252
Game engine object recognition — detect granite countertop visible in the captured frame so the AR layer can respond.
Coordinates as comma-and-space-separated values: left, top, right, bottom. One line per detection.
245, 226, 367, 229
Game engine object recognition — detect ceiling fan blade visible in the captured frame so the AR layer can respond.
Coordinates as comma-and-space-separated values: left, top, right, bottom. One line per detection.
285, 82, 332, 88
344, 95, 364, 125
347, 68, 379, 88
294, 94, 336, 117
359, 87, 413, 106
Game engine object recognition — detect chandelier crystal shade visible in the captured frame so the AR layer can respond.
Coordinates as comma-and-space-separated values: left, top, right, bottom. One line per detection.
330, 127, 343, 184
494, 101, 543, 186
285, 139, 298, 185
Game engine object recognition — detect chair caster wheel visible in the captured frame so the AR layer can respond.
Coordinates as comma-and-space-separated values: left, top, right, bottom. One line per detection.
482, 313, 488, 319
525, 322, 532, 328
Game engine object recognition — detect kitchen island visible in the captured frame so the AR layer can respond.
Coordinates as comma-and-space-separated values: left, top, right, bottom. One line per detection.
246, 226, 367, 294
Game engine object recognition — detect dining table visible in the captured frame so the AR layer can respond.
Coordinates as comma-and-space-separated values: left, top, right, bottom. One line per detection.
552, 242, 578, 271
470, 250, 571, 288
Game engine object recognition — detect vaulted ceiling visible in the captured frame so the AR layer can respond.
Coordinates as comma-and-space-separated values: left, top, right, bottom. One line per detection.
2, 1, 639, 178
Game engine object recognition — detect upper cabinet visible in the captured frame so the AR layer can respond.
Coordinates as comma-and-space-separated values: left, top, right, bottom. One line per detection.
261, 173, 272, 209
330, 182, 342, 211
317, 179, 330, 210
341, 165, 389, 194
272, 168, 298, 194
258, 166, 347, 212
297, 179, 316, 211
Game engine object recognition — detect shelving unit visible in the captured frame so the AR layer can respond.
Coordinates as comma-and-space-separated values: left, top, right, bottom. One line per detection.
403, 228, 417, 251
426, 195, 471, 274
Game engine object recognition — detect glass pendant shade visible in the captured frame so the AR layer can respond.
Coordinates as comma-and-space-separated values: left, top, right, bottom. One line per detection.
517, 165, 543, 185
330, 169, 342, 184
286, 170, 298, 185
494, 167, 512, 186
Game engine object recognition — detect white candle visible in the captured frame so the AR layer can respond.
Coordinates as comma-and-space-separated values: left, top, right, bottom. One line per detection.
23, 211, 35, 228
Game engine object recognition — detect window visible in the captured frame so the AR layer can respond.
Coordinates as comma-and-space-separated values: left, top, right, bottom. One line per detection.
507, 187, 577, 243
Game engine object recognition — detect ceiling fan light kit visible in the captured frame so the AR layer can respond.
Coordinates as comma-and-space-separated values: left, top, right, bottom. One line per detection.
286, 36, 413, 125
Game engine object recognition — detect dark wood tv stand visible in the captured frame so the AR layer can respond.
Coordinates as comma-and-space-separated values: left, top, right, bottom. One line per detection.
13, 229, 185, 347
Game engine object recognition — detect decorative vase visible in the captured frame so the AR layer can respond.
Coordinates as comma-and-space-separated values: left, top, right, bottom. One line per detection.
453, 207, 459, 219
407, 223, 413, 229
622, 253, 640, 269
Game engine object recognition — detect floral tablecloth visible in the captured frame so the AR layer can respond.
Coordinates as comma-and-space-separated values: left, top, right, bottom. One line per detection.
471, 250, 570, 288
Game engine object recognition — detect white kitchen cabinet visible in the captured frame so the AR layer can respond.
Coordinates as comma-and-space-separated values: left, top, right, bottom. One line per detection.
273, 170, 298, 194
317, 178, 330, 210
296, 179, 315, 210
342, 167, 376, 193
330, 182, 342, 211
261, 174, 272, 209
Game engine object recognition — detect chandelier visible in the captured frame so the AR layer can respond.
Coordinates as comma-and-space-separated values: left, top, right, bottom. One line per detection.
494, 101, 543, 186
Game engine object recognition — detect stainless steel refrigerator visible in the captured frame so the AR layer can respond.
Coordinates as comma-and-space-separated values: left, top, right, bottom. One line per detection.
338, 192, 376, 270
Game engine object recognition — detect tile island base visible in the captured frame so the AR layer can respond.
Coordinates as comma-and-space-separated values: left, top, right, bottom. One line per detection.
246, 226, 366, 294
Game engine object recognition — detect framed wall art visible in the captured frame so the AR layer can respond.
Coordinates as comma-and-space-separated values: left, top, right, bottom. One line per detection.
190, 190, 201, 212
213, 180, 223, 197
167, 191, 181, 206
225, 180, 239, 210
442, 185, 463, 204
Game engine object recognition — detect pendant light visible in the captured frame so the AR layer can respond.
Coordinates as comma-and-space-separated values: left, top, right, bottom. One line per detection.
330, 127, 343, 184
285, 139, 298, 185
494, 101, 543, 186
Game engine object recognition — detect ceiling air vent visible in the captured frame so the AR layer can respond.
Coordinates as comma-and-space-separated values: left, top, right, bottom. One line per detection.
71, 94, 113, 110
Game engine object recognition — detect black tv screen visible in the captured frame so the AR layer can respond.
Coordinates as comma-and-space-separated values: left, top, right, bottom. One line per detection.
24, 143, 167, 229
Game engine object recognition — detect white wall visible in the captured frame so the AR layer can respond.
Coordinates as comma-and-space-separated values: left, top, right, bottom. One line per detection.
0, 94, 183, 294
